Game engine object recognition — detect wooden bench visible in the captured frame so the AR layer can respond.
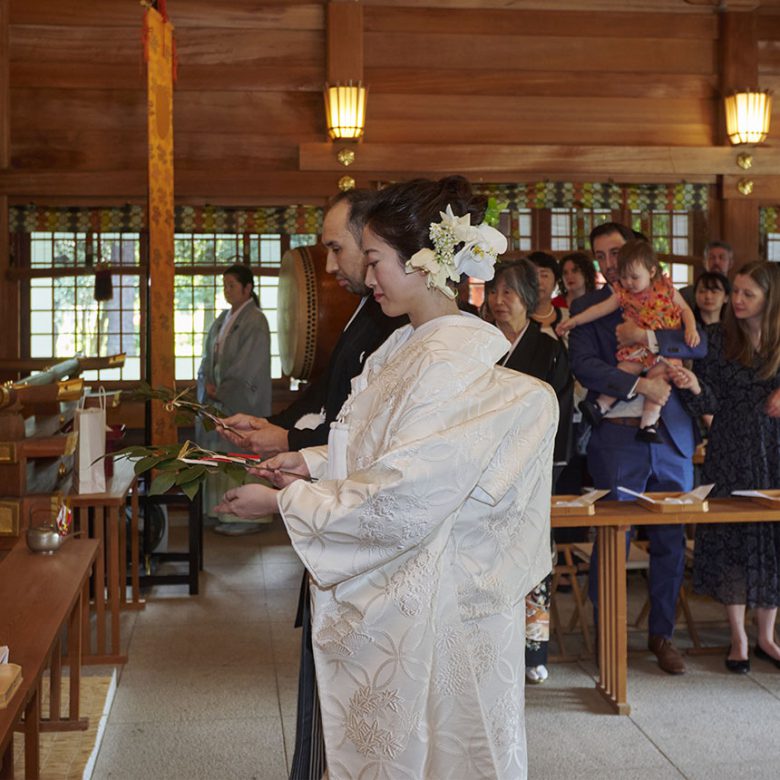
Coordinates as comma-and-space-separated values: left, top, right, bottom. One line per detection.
0, 538, 99, 779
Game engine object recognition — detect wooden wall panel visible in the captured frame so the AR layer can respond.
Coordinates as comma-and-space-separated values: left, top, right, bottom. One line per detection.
172, 91, 322, 136
10, 0, 323, 30
10, 62, 323, 93
10, 130, 145, 171
360, 0, 715, 9
11, 26, 323, 67
175, 64, 323, 92
50, 89, 318, 136
363, 6, 717, 38
10, 25, 140, 64
365, 68, 717, 99
366, 120, 712, 146
11, 89, 146, 133
174, 29, 323, 66
364, 31, 716, 74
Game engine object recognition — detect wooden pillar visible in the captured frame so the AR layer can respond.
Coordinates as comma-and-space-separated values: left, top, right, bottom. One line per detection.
0, 0, 17, 363
327, 1, 364, 84
326, 1, 364, 190
0, 0, 8, 168
718, 8, 761, 267
146, 8, 177, 445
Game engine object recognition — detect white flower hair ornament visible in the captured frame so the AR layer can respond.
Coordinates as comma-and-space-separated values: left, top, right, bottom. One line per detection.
405, 205, 508, 299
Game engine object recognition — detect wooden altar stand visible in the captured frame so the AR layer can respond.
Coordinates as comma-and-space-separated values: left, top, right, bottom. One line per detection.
0, 354, 125, 552
68, 458, 142, 666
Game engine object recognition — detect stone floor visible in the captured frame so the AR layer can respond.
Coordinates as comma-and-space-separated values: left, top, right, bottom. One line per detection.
90, 517, 780, 780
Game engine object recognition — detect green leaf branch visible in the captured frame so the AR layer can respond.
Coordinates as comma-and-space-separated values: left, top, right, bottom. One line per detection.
108, 440, 254, 500
125, 383, 227, 432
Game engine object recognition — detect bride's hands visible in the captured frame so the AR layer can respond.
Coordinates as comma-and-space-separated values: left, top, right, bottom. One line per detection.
247, 451, 310, 488
213, 483, 279, 519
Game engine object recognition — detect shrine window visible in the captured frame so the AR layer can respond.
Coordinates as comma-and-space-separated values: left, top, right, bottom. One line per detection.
631, 211, 693, 288
550, 208, 614, 252
22, 231, 144, 382
766, 233, 780, 262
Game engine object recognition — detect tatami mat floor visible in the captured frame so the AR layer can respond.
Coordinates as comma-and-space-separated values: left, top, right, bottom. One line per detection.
90, 518, 780, 780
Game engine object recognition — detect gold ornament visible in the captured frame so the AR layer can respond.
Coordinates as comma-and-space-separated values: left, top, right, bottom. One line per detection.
338, 175, 356, 192
337, 148, 356, 167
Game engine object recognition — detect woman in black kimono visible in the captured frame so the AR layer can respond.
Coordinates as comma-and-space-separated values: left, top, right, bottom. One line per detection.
485, 258, 574, 683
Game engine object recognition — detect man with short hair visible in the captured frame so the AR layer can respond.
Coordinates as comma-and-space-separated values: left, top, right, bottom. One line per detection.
220, 189, 405, 780
569, 222, 707, 675
221, 190, 404, 456
680, 240, 735, 308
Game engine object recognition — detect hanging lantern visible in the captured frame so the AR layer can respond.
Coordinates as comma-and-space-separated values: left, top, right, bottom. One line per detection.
324, 82, 367, 140
723, 90, 773, 145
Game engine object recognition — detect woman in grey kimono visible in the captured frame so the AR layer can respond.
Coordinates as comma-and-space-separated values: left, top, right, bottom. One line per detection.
196, 263, 272, 534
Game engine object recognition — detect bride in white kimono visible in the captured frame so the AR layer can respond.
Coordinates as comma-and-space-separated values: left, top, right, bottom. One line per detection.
216, 177, 557, 780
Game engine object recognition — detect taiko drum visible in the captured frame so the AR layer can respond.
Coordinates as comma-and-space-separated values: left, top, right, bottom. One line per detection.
277, 244, 355, 381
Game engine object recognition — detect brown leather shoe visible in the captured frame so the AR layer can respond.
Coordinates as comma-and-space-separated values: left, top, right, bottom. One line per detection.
648, 635, 686, 675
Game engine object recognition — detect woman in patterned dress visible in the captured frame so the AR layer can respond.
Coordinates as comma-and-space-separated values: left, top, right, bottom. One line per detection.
669, 261, 780, 673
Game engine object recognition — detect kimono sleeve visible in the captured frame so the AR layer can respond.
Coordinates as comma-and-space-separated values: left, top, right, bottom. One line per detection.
300, 445, 329, 481
277, 362, 550, 589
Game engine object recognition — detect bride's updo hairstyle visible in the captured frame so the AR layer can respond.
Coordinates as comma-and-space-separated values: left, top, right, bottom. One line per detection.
363, 176, 488, 265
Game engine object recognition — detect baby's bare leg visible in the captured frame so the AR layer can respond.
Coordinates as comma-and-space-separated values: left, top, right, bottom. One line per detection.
595, 361, 643, 413
639, 362, 669, 429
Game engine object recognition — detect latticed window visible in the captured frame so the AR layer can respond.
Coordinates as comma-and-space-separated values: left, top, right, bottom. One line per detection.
550, 208, 613, 251
25, 232, 143, 381
766, 233, 780, 262
501, 208, 532, 252
631, 211, 692, 288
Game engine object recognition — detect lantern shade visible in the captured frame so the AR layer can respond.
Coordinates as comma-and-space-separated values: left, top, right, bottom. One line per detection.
724, 90, 773, 145
324, 82, 367, 140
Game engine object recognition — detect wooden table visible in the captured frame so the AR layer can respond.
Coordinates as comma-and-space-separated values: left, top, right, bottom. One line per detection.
69, 458, 142, 665
0, 538, 99, 779
551, 497, 780, 715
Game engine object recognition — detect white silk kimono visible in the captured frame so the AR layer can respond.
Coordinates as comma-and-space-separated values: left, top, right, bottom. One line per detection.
278, 315, 557, 780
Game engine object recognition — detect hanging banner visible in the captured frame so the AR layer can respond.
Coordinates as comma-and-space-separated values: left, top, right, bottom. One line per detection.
145, 5, 176, 445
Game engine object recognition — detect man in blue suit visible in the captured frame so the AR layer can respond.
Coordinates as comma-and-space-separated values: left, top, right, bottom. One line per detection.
569, 222, 707, 675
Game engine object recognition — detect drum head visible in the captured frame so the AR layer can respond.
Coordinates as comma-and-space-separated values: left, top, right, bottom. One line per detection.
278, 245, 355, 381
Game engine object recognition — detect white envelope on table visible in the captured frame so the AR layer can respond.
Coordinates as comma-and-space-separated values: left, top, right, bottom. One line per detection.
552, 488, 610, 508
617, 484, 714, 504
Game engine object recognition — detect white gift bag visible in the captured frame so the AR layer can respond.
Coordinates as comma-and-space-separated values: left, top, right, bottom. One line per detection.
73, 389, 107, 494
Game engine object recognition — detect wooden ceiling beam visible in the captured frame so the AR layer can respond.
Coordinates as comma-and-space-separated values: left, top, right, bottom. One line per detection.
722, 173, 780, 199
299, 142, 779, 177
